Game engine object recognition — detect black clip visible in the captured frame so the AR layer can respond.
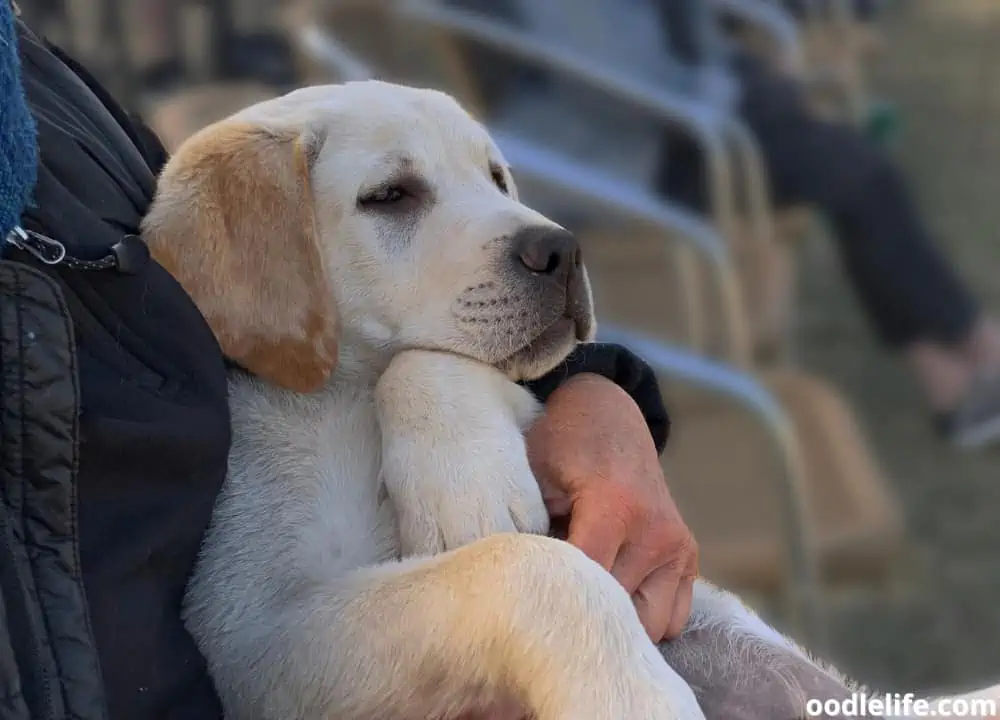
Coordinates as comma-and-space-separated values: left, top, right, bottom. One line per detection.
110, 235, 150, 274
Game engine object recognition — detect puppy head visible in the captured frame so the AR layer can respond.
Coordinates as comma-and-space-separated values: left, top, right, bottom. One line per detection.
143, 81, 595, 392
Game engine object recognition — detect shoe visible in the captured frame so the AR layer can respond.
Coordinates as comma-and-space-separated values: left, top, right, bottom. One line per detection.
937, 373, 1000, 449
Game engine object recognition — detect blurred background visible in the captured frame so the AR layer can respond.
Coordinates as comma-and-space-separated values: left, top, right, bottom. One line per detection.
17, 0, 1000, 697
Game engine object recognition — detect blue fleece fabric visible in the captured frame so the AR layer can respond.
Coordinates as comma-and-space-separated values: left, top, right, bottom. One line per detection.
0, 0, 37, 239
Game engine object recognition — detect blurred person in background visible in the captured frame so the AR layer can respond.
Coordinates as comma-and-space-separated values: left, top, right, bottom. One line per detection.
134, 0, 297, 98
653, 0, 1000, 449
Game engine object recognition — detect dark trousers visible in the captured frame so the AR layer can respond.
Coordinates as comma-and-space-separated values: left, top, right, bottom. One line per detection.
655, 55, 979, 349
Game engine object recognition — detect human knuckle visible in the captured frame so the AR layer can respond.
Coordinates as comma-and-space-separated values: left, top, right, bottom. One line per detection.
659, 527, 697, 567
681, 535, 700, 573
646, 521, 675, 549
687, 533, 700, 557
677, 529, 697, 558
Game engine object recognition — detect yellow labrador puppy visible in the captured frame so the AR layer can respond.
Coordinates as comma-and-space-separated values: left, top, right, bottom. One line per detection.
143, 80, 702, 720
142, 81, 1000, 720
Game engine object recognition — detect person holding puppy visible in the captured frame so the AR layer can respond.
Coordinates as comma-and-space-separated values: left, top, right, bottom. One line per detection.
656, 0, 1000, 448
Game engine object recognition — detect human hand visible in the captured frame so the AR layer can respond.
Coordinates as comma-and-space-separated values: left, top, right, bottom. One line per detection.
525, 373, 698, 642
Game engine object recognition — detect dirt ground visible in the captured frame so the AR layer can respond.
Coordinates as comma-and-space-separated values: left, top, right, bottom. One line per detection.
798, 0, 1000, 692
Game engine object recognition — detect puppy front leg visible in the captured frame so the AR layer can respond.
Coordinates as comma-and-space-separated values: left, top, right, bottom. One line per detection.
189, 534, 704, 720
375, 350, 550, 555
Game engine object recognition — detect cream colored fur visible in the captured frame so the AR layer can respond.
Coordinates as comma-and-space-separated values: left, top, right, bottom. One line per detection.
142, 80, 1000, 720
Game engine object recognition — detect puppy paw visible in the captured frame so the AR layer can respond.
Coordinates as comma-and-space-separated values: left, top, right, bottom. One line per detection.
391, 456, 550, 556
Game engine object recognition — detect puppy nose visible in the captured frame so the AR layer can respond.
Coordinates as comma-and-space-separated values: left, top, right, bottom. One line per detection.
512, 226, 580, 276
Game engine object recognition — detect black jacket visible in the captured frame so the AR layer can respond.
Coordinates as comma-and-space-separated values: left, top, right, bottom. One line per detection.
0, 21, 670, 720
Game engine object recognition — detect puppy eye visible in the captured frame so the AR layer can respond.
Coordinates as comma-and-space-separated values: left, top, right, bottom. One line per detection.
359, 185, 408, 207
490, 167, 509, 195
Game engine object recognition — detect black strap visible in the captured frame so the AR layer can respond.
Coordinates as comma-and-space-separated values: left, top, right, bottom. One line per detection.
4, 226, 150, 274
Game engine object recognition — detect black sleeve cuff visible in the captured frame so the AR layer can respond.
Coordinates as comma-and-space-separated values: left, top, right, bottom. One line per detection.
523, 343, 670, 454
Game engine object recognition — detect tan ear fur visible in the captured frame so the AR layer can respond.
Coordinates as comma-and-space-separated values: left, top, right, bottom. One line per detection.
143, 121, 339, 392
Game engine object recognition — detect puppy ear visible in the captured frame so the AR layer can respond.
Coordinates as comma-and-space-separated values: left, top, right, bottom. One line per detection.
144, 121, 339, 393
